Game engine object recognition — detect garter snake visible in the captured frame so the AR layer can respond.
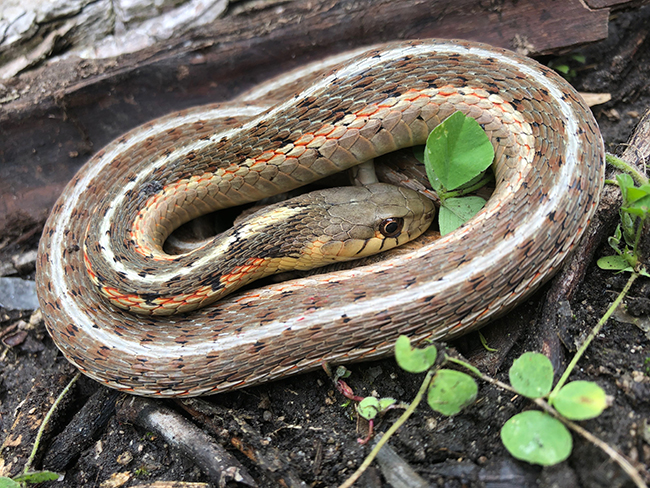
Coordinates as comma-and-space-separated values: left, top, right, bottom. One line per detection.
36, 39, 605, 397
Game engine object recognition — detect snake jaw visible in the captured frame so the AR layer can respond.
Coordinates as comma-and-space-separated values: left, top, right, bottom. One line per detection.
85, 182, 434, 315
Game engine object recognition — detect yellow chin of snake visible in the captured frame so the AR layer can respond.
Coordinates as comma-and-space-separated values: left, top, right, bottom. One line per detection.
91, 183, 435, 316
268, 183, 436, 270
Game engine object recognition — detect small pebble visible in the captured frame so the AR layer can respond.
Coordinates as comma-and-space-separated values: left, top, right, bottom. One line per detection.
11, 250, 38, 274
0, 277, 39, 310
0, 261, 16, 276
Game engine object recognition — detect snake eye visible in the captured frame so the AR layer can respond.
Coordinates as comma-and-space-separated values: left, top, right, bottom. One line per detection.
379, 217, 404, 238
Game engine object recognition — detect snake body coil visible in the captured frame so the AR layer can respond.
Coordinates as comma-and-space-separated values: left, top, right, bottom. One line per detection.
36, 39, 605, 397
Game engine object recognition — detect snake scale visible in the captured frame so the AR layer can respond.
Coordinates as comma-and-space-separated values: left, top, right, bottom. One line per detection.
36, 39, 605, 397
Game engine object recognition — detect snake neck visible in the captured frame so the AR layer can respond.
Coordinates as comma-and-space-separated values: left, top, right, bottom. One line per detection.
83, 183, 433, 315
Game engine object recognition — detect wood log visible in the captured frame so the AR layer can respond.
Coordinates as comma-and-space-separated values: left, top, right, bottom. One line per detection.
0, 0, 616, 230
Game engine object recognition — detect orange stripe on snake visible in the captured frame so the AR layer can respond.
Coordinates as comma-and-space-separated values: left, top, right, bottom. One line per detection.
37, 39, 604, 397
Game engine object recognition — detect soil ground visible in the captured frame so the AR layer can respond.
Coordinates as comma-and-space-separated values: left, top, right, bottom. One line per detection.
1, 6, 650, 488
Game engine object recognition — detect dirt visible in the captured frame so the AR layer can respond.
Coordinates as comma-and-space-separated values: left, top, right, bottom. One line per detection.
1, 6, 650, 488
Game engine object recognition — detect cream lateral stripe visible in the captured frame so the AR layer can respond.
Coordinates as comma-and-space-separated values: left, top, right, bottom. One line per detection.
97, 83, 507, 285
96, 105, 270, 274
47, 41, 596, 361
234, 206, 305, 241
52, 106, 269, 351
97, 43, 537, 285
239, 45, 382, 102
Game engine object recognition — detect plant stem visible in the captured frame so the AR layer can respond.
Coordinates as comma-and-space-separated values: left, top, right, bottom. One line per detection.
446, 355, 481, 377
443, 173, 494, 199
24, 373, 81, 474
478, 331, 498, 352
632, 215, 646, 259
338, 369, 435, 488
448, 354, 648, 488
550, 272, 638, 399
606, 154, 648, 185
531, 398, 648, 488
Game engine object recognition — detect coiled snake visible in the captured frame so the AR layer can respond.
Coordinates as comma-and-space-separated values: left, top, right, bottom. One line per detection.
36, 39, 605, 397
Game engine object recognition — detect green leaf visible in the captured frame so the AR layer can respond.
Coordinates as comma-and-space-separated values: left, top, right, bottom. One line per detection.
357, 397, 381, 420
625, 186, 649, 203
627, 194, 650, 213
413, 146, 443, 192
509, 352, 554, 399
439, 196, 486, 235
379, 398, 397, 410
552, 381, 608, 420
501, 411, 572, 465
622, 206, 639, 223
596, 255, 631, 272
424, 111, 494, 191
554, 64, 570, 74
455, 171, 489, 191
0, 477, 20, 488
334, 366, 351, 380
394, 335, 437, 373
616, 173, 635, 203
620, 211, 638, 246
621, 209, 639, 225
427, 369, 478, 416
356, 397, 396, 420
607, 226, 622, 253
13, 471, 60, 483
478, 330, 498, 352
571, 54, 586, 64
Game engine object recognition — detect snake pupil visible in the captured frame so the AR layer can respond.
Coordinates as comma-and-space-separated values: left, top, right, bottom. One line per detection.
380, 218, 404, 238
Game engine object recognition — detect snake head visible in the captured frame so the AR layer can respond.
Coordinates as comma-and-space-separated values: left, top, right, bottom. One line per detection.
293, 183, 435, 266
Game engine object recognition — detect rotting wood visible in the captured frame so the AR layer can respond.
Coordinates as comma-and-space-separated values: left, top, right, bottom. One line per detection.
0, 0, 622, 230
